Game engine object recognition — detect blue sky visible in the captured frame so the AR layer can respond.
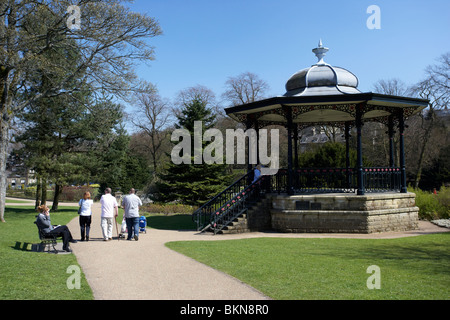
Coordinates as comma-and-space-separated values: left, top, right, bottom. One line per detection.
128, 0, 450, 104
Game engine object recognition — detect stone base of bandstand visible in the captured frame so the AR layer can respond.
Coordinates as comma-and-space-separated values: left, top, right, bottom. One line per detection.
265, 192, 419, 234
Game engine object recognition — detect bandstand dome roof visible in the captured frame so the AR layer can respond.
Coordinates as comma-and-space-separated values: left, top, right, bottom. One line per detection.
285, 40, 360, 97
225, 40, 429, 127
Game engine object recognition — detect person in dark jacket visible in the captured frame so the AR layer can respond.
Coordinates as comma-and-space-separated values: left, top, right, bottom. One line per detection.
35, 205, 77, 252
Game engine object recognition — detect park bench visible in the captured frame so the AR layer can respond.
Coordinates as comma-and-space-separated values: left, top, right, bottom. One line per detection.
34, 217, 62, 254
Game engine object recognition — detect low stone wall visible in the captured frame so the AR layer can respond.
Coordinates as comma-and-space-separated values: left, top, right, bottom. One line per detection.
267, 192, 419, 234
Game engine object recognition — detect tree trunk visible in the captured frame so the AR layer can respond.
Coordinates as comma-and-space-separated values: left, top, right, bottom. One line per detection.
35, 175, 41, 209
51, 184, 61, 212
41, 178, 47, 206
414, 112, 435, 189
0, 119, 9, 223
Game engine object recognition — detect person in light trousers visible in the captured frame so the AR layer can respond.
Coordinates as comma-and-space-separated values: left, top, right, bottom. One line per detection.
122, 188, 143, 241
100, 188, 118, 241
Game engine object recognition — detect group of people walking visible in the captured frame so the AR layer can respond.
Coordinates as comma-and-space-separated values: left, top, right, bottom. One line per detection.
80, 187, 143, 241
35, 187, 143, 252
95, 187, 143, 241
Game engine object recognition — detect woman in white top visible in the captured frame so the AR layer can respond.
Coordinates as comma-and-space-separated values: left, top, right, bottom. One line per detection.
79, 191, 94, 241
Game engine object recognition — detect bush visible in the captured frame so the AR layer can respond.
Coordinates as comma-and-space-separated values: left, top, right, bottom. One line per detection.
411, 187, 450, 220
24, 186, 37, 198
59, 186, 96, 202
141, 203, 196, 215
436, 186, 450, 218
298, 142, 372, 168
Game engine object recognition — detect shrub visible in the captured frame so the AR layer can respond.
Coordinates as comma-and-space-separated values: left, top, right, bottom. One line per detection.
24, 186, 37, 198
141, 203, 196, 215
59, 186, 96, 202
436, 186, 450, 219
298, 142, 372, 168
411, 187, 449, 220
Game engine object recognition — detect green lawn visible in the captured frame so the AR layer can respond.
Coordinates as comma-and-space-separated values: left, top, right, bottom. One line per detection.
0, 206, 93, 300
5, 199, 30, 204
166, 234, 450, 300
146, 213, 196, 230
2, 204, 449, 301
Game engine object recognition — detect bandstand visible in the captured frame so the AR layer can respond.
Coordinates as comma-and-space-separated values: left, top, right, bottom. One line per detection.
194, 41, 429, 234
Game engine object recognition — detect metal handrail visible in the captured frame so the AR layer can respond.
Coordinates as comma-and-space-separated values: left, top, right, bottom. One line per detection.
192, 167, 402, 232
192, 172, 252, 231
209, 178, 264, 234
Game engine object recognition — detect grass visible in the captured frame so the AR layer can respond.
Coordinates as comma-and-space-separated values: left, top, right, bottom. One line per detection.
145, 213, 197, 230
166, 234, 450, 300
2, 202, 448, 300
0, 206, 94, 300
5, 199, 30, 204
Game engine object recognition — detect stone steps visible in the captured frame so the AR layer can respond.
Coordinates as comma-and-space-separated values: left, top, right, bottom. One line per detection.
218, 214, 249, 234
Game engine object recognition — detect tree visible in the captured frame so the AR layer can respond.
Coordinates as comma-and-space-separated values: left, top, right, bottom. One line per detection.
0, 0, 162, 222
15, 95, 125, 210
81, 102, 151, 195
421, 143, 450, 190
298, 142, 368, 168
373, 78, 409, 96
14, 30, 93, 210
371, 78, 411, 166
221, 72, 271, 174
222, 72, 269, 106
156, 87, 229, 206
409, 52, 449, 189
130, 85, 173, 172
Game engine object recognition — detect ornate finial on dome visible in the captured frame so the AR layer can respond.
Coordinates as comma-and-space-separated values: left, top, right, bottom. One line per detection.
312, 39, 329, 65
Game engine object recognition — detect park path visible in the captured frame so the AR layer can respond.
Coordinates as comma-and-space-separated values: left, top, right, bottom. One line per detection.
9, 197, 447, 300
66, 202, 270, 300
65, 202, 449, 300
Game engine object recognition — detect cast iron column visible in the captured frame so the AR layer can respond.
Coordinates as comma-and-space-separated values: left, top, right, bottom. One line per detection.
398, 109, 407, 193
246, 115, 253, 184
356, 104, 365, 195
294, 124, 299, 169
345, 121, 351, 188
285, 106, 294, 195
388, 115, 395, 167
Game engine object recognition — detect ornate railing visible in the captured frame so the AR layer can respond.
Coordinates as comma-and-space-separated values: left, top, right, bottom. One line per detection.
192, 167, 401, 233
260, 167, 401, 194
259, 168, 353, 194
364, 167, 401, 192
192, 172, 264, 233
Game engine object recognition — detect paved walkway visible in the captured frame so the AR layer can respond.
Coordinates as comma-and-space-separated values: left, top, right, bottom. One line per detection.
65, 202, 449, 300
8, 197, 448, 300
66, 202, 271, 300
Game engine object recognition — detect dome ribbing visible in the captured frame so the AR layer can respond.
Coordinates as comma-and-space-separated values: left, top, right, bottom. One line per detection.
284, 40, 361, 97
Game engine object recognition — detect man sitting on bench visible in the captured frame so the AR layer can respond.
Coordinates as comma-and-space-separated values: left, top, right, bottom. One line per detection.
35, 205, 77, 252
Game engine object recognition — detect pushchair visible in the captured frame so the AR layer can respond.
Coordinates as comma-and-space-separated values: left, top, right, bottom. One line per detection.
119, 217, 127, 239
139, 216, 147, 233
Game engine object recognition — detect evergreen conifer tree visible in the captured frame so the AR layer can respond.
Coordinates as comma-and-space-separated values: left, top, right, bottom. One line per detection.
156, 97, 229, 206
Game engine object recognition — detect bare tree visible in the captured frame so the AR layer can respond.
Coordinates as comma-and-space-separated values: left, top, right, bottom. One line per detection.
373, 78, 409, 96
320, 125, 341, 143
176, 85, 217, 108
222, 72, 269, 106
221, 72, 270, 173
409, 52, 449, 189
174, 85, 218, 129
131, 87, 173, 172
0, 1, 162, 222
371, 78, 411, 166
